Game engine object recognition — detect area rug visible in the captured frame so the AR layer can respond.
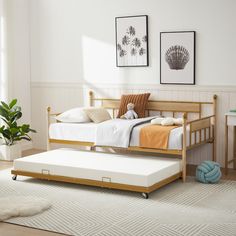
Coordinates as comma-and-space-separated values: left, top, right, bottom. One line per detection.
1, 169, 236, 236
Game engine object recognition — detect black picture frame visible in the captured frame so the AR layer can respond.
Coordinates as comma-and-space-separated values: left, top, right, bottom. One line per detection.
115, 15, 149, 67
160, 31, 196, 85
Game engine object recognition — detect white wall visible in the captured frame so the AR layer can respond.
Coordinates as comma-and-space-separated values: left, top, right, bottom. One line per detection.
0, 0, 32, 149
29, 0, 236, 85
6, 0, 31, 125
29, 0, 236, 167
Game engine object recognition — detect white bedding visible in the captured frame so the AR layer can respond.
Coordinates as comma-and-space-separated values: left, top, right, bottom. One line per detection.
13, 149, 182, 187
49, 121, 209, 150
95, 117, 154, 148
49, 122, 97, 142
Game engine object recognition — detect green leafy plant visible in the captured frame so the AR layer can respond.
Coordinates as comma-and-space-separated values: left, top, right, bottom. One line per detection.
0, 99, 36, 146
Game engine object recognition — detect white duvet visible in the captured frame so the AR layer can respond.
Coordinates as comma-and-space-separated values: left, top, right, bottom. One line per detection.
95, 117, 154, 148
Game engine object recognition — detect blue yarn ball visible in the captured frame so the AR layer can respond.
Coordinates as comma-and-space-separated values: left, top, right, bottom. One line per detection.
196, 161, 221, 184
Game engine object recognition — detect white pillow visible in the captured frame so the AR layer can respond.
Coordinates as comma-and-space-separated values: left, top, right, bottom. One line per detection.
83, 108, 111, 123
161, 117, 175, 126
151, 117, 184, 126
173, 118, 183, 125
151, 117, 164, 125
55, 107, 91, 123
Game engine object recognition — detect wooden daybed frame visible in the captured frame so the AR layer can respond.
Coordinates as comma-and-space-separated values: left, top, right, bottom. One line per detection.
11, 91, 217, 198
45, 91, 217, 183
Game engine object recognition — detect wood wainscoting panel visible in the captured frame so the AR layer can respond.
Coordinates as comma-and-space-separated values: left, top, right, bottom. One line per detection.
31, 82, 236, 168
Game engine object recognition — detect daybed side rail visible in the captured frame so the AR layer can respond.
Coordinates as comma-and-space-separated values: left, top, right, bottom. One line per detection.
46, 107, 94, 150
47, 107, 61, 122
46, 107, 51, 150
182, 112, 187, 182
50, 112, 62, 116
186, 94, 217, 162
46, 106, 62, 151
187, 115, 215, 150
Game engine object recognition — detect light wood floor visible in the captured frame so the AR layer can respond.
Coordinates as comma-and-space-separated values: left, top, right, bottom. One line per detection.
0, 149, 66, 236
1, 149, 236, 236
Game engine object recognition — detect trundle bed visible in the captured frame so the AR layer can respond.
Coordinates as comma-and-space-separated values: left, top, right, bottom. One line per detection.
11, 91, 217, 198
12, 149, 182, 198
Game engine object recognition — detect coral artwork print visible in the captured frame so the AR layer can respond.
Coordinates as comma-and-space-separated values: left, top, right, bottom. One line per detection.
116, 15, 148, 66
117, 27, 146, 60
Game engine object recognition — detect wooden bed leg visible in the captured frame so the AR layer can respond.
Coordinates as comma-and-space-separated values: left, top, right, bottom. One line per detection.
182, 150, 187, 182
46, 106, 51, 151
212, 94, 217, 162
182, 113, 187, 182
212, 138, 216, 162
47, 141, 51, 151
89, 91, 94, 107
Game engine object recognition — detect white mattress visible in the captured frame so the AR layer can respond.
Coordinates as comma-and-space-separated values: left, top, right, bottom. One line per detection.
49, 122, 209, 150
49, 122, 97, 143
13, 149, 182, 187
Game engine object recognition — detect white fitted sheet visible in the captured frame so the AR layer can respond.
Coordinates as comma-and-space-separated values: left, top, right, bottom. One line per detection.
49, 122, 209, 150
13, 149, 182, 187
49, 122, 97, 142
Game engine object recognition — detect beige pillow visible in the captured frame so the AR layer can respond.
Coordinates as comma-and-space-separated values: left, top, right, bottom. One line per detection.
55, 107, 91, 123
83, 108, 111, 123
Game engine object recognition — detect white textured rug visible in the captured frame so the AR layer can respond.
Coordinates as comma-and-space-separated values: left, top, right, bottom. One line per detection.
0, 196, 51, 221
1, 169, 236, 236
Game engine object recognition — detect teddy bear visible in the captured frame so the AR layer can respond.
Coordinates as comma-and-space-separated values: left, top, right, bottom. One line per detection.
120, 103, 138, 119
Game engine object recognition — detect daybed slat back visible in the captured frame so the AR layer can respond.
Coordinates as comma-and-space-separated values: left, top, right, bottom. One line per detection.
190, 118, 211, 132
102, 100, 120, 109
89, 94, 212, 118
146, 101, 201, 113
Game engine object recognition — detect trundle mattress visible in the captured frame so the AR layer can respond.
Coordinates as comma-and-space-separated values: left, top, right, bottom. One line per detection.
13, 149, 182, 187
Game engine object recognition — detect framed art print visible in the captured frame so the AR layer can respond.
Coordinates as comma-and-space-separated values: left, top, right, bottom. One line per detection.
115, 15, 149, 67
160, 31, 195, 85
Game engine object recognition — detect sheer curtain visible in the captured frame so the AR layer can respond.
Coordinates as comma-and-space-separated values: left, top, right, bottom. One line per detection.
0, 0, 8, 102
0, 0, 8, 146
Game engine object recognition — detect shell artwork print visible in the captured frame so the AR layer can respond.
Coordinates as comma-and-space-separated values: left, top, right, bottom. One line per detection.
160, 31, 195, 84
165, 45, 189, 70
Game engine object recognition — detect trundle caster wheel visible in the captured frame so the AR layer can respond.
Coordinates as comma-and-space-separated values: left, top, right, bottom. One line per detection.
141, 193, 149, 199
12, 175, 17, 181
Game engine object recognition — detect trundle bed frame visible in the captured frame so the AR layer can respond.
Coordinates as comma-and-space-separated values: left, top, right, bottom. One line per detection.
11, 91, 217, 198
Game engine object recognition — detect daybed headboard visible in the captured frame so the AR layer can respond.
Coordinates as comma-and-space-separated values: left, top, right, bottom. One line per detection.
89, 91, 217, 119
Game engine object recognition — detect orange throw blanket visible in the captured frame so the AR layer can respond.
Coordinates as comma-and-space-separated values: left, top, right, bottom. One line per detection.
140, 125, 178, 149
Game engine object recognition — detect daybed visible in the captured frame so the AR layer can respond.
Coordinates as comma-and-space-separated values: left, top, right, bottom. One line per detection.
46, 91, 217, 182
11, 91, 217, 197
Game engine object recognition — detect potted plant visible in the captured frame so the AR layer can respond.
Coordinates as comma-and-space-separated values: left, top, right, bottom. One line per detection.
0, 99, 36, 161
